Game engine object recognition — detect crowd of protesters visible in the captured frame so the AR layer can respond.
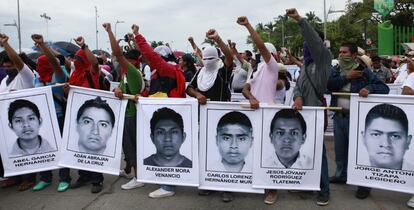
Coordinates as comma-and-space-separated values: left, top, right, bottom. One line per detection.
0, 7, 414, 208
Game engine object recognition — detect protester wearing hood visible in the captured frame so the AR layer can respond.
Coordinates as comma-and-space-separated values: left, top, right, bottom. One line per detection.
0, 33, 36, 191
131, 23, 186, 198
327, 42, 389, 200
30, 34, 72, 192
132, 24, 185, 98
187, 29, 233, 104
102, 23, 145, 191
186, 29, 234, 202
68, 37, 102, 89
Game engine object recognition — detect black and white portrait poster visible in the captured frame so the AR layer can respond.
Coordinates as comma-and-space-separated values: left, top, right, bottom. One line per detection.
136, 98, 199, 187
199, 102, 263, 193
253, 105, 325, 190
348, 94, 414, 194
58, 86, 127, 175
0, 87, 60, 176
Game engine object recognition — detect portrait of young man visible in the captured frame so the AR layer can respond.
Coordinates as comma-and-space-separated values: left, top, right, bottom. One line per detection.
144, 107, 192, 168
76, 96, 115, 156
8, 99, 55, 157
264, 109, 313, 169
209, 111, 253, 173
361, 103, 412, 170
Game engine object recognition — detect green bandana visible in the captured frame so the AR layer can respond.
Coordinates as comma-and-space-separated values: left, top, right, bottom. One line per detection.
338, 56, 359, 74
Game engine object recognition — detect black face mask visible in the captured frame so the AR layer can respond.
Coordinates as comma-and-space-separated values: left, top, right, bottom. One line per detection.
6, 68, 18, 85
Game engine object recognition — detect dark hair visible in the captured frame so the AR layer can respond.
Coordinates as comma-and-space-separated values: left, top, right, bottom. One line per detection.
340, 42, 358, 54
96, 57, 104, 65
8, 99, 41, 124
244, 50, 253, 58
371, 55, 381, 62
56, 54, 66, 66
365, 103, 408, 133
217, 111, 252, 131
0, 50, 10, 64
278, 71, 291, 90
181, 53, 197, 74
124, 49, 141, 61
76, 96, 115, 127
270, 109, 307, 134
19, 53, 36, 71
150, 107, 184, 134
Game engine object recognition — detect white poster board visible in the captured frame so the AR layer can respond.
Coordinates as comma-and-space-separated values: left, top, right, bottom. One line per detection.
199, 102, 263, 193
136, 98, 199, 187
59, 86, 127, 175
253, 105, 325, 190
0, 87, 61, 177
348, 94, 414, 194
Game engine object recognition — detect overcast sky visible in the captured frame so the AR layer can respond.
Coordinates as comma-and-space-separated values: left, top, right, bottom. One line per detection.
0, 0, 358, 54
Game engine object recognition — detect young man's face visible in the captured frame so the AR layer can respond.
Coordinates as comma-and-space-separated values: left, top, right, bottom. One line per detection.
362, 117, 411, 169
151, 119, 186, 158
77, 107, 114, 153
270, 118, 306, 161
10, 107, 41, 141
216, 124, 253, 165
339, 46, 354, 58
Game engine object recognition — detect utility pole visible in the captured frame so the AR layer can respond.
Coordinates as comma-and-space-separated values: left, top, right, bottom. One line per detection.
95, 6, 98, 50
17, 0, 21, 53
40, 13, 51, 41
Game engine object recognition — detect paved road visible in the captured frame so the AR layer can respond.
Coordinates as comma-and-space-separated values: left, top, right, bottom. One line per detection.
0, 136, 412, 210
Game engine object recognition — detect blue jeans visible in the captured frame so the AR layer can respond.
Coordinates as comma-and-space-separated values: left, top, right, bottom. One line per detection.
320, 143, 329, 195
161, 185, 174, 192
333, 113, 349, 181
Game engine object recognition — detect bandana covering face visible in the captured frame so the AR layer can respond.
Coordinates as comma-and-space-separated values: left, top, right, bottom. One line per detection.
197, 46, 221, 92
36, 55, 54, 83
69, 49, 91, 86
338, 55, 359, 74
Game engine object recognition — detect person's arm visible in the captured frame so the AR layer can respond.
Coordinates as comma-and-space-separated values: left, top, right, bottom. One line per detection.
363, 68, 390, 95
31, 34, 64, 78
402, 86, 414, 95
188, 37, 203, 60
74, 36, 99, 74
229, 41, 246, 64
128, 33, 137, 50
286, 48, 303, 67
186, 86, 207, 104
0, 34, 24, 71
132, 24, 176, 78
237, 16, 272, 64
103, 23, 130, 77
242, 83, 259, 109
286, 8, 328, 62
205, 29, 233, 68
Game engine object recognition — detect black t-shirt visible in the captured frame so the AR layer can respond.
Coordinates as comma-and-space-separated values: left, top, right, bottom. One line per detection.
188, 66, 231, 102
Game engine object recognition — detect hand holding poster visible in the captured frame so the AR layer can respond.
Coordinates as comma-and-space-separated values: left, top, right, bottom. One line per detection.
0, 87, 61, 177
136, 98, 199, 187
253, 105, 325, 190
58, 86, 127, 175
199, 102, 263, 193
348, 94, 414, 194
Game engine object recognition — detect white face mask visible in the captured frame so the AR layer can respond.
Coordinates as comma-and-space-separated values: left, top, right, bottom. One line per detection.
202, 58, 219, 70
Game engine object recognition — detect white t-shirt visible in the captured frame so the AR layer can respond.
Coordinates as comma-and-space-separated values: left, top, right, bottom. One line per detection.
247, 57, 279, 103
0, 64, 35, 92
402, 72, 414, 91
394, 64, 408, 84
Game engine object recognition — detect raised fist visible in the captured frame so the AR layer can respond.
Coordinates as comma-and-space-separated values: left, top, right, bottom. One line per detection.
286, 8, 301, 21
74, 36, 85, 46
237, 16, 249, 26
31, 34, 44, 44
0, 34, 9, 44
102, 23, 112, 32
131, 24, 139, 35
206, 29, 219, 40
